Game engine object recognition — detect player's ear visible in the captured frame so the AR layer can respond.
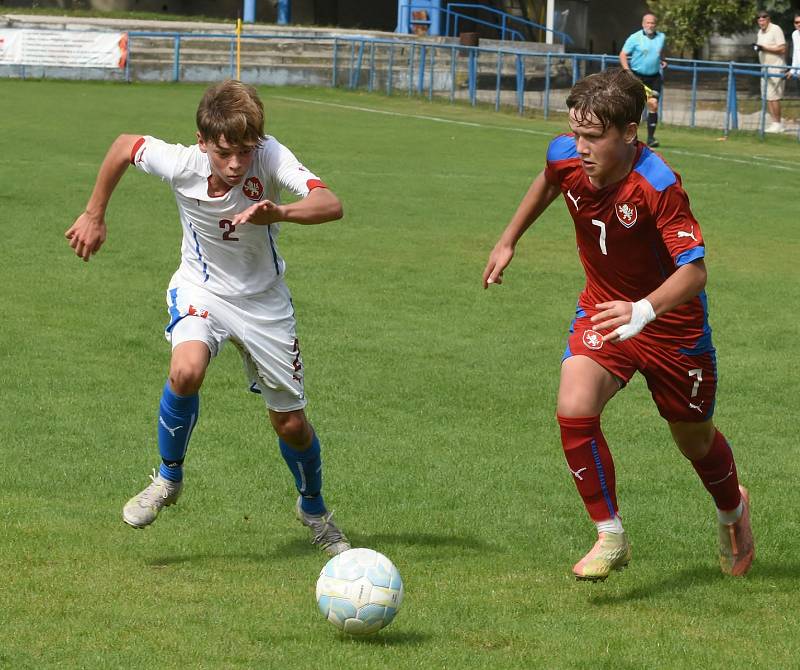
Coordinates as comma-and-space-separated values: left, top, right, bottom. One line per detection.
623, 122, 638, 145
197, 131, 207, 153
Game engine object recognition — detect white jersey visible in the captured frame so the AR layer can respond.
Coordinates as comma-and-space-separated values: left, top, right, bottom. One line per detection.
131, 134, 325, 297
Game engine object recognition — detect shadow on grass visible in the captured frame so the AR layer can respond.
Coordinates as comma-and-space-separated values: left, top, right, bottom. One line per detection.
352, 531, 496, 553
334, 629, 432, 646
146, 531, 495, 566
146, 551, 279, 567
584, 559, 800, 605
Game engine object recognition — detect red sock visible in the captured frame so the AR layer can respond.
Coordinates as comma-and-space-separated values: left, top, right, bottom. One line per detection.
558, 415, 618, 522
688, 429, 741, 511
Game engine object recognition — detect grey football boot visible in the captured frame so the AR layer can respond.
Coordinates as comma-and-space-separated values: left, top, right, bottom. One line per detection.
123, 469, 183, 528
295, 496, 351, 556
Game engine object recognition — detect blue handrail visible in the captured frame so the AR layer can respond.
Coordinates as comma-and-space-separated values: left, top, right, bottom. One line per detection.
445, 2, 573, 45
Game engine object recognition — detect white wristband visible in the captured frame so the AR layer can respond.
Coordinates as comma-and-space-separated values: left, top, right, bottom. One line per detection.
613, 299, 656, 342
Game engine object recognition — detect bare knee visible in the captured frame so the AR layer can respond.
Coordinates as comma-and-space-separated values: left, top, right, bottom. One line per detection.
557, 356, 620, 418
168, 341, 210, 396
168, 362, 205, 395
270, 410, 312, 448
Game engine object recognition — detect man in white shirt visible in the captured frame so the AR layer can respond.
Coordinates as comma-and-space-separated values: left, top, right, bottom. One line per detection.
786, 13, 800, 85
65, 80, 351, 555
755, 10, 787, 133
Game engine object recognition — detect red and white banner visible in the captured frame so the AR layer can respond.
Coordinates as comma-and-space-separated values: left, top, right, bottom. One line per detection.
0, 29, 128, 68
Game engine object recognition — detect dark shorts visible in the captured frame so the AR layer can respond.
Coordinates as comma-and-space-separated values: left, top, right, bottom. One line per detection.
633, 71, 663, 98
563, 314, 717, 424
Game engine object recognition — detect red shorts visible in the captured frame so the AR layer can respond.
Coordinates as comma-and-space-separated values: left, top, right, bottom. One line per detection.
563, 315, 717, 423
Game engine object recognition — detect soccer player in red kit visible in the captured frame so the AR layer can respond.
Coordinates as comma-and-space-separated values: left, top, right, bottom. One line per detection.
483, 68, 753, 581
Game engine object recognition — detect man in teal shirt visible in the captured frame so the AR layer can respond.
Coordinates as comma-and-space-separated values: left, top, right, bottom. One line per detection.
620, 13, 667, 147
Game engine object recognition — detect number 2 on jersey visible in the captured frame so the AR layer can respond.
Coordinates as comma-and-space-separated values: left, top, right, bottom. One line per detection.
219, 219, 239, 242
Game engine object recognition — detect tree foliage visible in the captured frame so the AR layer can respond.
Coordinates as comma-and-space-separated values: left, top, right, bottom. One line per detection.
648, 0, 791, 56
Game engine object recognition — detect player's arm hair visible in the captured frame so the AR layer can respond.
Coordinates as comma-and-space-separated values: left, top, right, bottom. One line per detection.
280, 186, 343, 224
645, 258, 707, 317
84, 134, 142, 219
497, 170, 561, 247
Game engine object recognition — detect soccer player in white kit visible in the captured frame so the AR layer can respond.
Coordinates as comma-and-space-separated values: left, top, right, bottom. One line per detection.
65, 80, 350, 555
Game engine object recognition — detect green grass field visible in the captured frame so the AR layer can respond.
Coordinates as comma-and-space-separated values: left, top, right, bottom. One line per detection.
1, 79, 798, 669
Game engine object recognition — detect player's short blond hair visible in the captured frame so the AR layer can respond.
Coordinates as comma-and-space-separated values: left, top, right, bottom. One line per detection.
196, 79, 264, 147
566, 68, 646, 131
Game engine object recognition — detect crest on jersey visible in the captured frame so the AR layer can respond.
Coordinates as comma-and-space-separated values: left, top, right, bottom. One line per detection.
615, 201, 638, 228
243, 176, 264, 201
582, 329, 604, 350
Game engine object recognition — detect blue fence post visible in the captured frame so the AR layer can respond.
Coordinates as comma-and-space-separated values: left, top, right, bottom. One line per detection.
729, 67, 738, 131
495, 50, 502, 111
408, 44, 415, 96
690, 61, 697, 128
173, 34, 181, 82
332, 38, 338, 88
429, 47, 436, 100
600, 54, 606, 71
418, 44, 426, 94
572, 55, 579, 85
387, 42, 395, 95
355, 40, 366, 89
468, 48, 477, 106
516, 53, 524, 115
386, 42, 394, 95
758, 65, 767, 137
544, 52, 551, 120
450, 45, 456, 103
229, 36, 235, 78
125, 34, 132, 82
368, 40, 375, 92
348, 41, 356, 88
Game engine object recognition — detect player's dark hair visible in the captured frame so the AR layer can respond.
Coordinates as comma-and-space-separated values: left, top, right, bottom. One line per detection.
757, 10, 769, 19
196, 79, 264, 147
566, 68, 646, 131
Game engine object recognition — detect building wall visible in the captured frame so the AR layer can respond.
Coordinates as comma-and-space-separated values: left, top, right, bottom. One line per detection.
581, 0, 652, 54
0, 0, 398, 29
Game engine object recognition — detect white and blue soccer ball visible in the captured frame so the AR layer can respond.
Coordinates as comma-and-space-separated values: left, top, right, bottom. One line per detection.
316, 548, 404, 636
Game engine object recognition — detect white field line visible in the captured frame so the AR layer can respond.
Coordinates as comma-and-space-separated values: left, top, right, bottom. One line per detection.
272, 95, 800, 173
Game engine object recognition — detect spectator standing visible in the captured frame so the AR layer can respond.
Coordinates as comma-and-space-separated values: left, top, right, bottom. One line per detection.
786, 13, 800, 88
620, 13, 666, 148
755, 10, 787, 133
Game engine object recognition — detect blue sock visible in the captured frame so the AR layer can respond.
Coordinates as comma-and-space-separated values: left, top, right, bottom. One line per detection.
157, 382, 199, 482
279, 433, 326, 515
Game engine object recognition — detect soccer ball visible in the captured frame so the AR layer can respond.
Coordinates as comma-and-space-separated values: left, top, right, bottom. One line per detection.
316, 548, 404, 636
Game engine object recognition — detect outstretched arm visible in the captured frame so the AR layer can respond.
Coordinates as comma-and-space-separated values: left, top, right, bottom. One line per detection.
231, 186, 343, 227
65, 134, 141, 262
592, 259, 708, 342
482, 170, 561, 288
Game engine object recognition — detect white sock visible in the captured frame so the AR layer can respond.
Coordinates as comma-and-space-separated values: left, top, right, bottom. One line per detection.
717, 500, 744, 525
595, 516, 624, 535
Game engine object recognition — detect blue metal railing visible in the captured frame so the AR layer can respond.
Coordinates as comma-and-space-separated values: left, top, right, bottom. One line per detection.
397, 2, 572, 44
443, 2, 573, 45
6, 29, 795, 141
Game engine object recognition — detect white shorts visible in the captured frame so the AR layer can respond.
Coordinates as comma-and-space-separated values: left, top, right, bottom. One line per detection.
165, 279, 307, 412
761, 68, 785, 101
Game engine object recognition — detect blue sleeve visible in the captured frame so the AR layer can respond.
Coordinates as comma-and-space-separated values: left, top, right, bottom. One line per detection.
622, 33, 637, 55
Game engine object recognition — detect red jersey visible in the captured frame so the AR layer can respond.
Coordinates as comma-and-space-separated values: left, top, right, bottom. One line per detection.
544, 134, 710, 348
